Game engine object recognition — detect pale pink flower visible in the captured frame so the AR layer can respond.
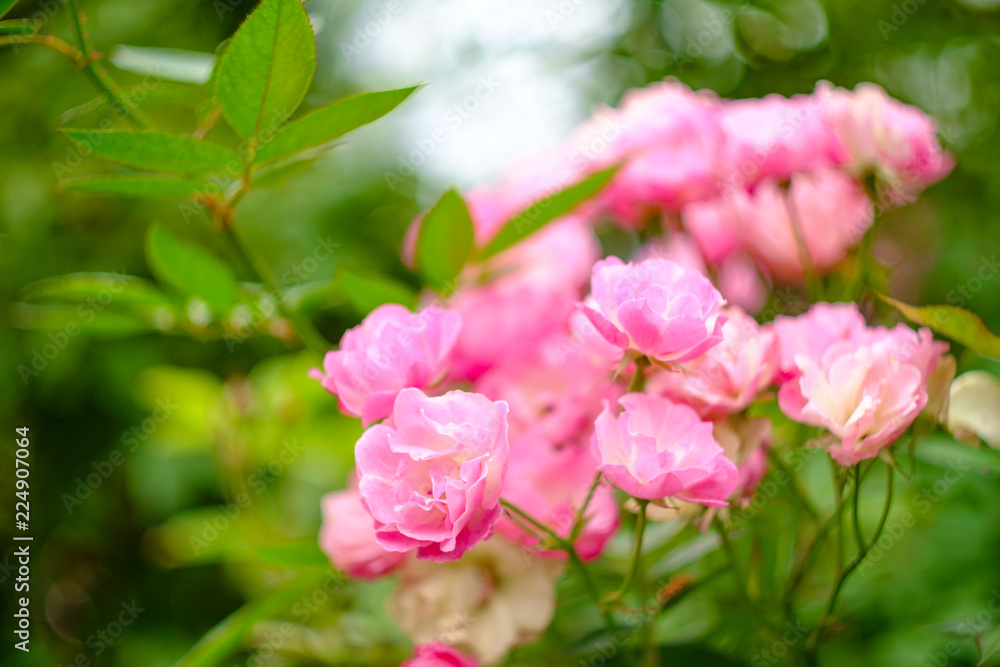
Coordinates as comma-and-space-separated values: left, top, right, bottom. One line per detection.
355, 388, 509, 562
649, 307, 779, 418
712, 417, 772, 503
310, 304, 461, 426
778, 323, 947, 465
593, 393, 739, 505
716, 253, 767, 316
401, 643, 479, 667
821, 81, 954, 198
583, 257, 727, 362
682, 197, 743, 265
772, 302, 869, 382
497, 439, 619, 561
735, 170, 874, 282
388, 536, 563, 665
319, 488, 405, 579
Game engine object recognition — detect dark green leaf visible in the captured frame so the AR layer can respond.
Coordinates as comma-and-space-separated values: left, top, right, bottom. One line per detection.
415, 189, 474, 291
253, 86, 420, 166
334, 266, 416, 315
0, 0, 18, 20
19, 272, 172, 307
481, 164, 619, 258
58, 175, 209, 199
145, 224, 239, 312
879, 293, 1000, 361
60, 129, 240, 175
215, 0, 316, 143
0, 19, 36, 35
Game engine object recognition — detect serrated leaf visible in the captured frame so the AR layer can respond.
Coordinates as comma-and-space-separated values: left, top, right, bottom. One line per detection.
145, 224, 239, 312
879, 293, 1000, 361
19, 272, 172, 307
415, 189, 474, 291
253, 86, 419, 166
0, 19, 36, 35
0, 0, 18, 20
334, 266, 416, 315
58, 175, 209, 199
215, 0, 316, 143
481, 165, 619, 258
60, 129, 240, 175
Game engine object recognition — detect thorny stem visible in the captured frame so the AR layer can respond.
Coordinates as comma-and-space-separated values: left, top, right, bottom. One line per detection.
66, 0, 154, 128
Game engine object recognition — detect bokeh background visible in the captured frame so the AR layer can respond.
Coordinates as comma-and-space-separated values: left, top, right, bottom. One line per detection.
2, 0, 1000, 665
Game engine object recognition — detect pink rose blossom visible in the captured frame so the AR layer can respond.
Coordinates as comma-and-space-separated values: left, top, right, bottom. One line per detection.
401, 643, 479, 667
821, 81, 954, 199
649, 307, 779, 418
498, 439, 619, 561
735, 170, 874, 282
355, 388, 509, 562
682, 197, 743, 264
319, 488, 405, 579
583, 257, 727, 362
593, 393, 739, 505
712, 417, 772, 503
772, 302, 868, 382
310, 304, 461, 426
778, 322, 947, 465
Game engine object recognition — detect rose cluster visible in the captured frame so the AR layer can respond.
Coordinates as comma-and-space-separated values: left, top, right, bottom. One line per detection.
310, 80, 955, 665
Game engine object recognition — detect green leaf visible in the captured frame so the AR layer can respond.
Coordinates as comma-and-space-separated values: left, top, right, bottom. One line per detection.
878, 293, 1000, 361
0, 19, 36, 35
60, 129, 240, 175
415, 189, 474, 290
0, 0, 18, 20
19, 272, 172, 307
334, 266, 416, 315
253, 86, 420, 166
251, 157, 317, 189
215, 0, 316, 143
58, 175, 209, 199
481, 164, 619, 258
12, 303, 165, 338
145, 224, 239, 312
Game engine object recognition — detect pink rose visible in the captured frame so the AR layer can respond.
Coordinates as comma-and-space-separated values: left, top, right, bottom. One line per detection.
736, 170, 874, 282
355, 388, 510, 562
583, 257, 727, 362
401, 643, 479, 667
772, 302, 868, 382
310, 304, 462, 426
821, 81, 954, 199
498, 439, 619, 561
649, 307, 779, 418
682, 197, 743, 264
778, 323, 947, 465
593, 393, 739, 505
319, 488, 405, 579
719, 91, 847, 187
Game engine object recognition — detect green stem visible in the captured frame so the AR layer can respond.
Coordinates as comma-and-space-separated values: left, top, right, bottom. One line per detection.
806, 464, 894, 653
604, 500, 648, 606
570, 472, 603, 542
67, 0, 154, 129
628, 356, 649, 393
225, 222, 329, 358
852, 465, 865, 552
767, 446, 819, 520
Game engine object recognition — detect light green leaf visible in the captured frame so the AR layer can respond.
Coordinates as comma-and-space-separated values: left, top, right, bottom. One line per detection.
19, 272, 172, 306
415, 189, 474, 291
251, 157, 317, 189
12, 303, 164, 338
253, 86, 420, 167
0, 0, 18, 20
879, 293, 1000, 361
0, 18, 35, 35
215, 0, 316, 143
60, 129, 240, 175
481, 164, 619, 258
334, 266, 416, 315
58, 175, 209, 199
145, 224, 239, 312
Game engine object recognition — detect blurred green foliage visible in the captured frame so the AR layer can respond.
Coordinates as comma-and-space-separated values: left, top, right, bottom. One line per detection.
1, 0, 999, 666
